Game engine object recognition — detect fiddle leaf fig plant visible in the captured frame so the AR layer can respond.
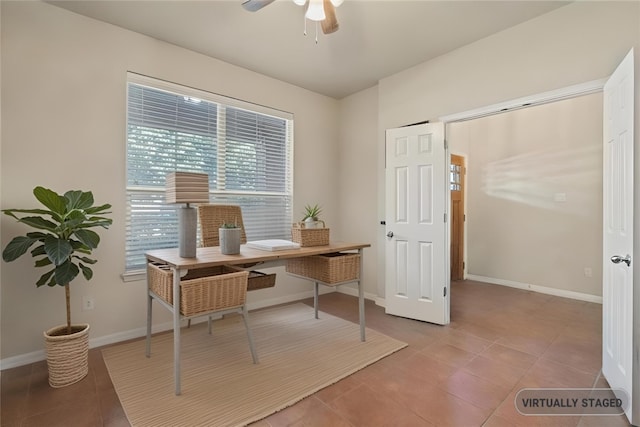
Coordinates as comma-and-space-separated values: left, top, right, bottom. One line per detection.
2, 186, 112, 334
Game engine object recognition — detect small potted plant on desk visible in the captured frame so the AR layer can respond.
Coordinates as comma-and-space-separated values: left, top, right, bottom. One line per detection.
219, 221, 242, 255
2, 187, 112, 387
302, 204, 323, 229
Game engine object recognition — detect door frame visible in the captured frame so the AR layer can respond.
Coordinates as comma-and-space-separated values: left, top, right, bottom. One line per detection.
438, 74, 638, 423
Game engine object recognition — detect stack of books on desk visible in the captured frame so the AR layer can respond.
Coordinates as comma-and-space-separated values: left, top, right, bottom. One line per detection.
246, 239, 301, 251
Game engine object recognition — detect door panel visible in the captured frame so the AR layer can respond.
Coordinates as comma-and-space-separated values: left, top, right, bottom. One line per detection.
603, 48, 634, 425
385, 123, 448, 325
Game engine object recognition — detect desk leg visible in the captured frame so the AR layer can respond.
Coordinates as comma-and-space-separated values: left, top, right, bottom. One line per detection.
173, 267, 182, 396
314, 282, 319, 319
358, 248, 366, 342
146, 286, 152, 358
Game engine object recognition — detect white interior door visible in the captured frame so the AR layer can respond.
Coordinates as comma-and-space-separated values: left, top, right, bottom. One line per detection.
603, 48, 634, 425
385, 123, 449, 325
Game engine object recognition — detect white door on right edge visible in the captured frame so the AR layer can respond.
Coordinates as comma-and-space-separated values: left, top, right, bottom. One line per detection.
602, 48, 634, 425
385, 123, 449, 325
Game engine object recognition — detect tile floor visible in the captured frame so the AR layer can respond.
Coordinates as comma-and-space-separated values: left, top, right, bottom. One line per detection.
1, 280, 632, 426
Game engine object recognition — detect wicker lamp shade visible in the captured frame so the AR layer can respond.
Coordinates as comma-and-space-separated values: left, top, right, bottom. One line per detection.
166, 172, 210, 204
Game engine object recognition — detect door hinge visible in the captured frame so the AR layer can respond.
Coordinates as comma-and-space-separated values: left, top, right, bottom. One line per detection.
464, 214, 466, 221
444, 287, 447, 297
444, 139, 448, 150
463, 261, 465, 269
444, 213, 447, 223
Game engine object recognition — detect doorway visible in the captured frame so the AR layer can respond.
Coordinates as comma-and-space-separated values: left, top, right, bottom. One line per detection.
450, 154, 465, 281
443, 90, 604, 299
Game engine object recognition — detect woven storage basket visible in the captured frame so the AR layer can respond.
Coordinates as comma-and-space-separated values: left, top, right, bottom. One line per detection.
44, 323, 90, 388
224, 265, 276, 291
286, 252, 360, 285
147, 263, 249, 316
291, 221, 330, 247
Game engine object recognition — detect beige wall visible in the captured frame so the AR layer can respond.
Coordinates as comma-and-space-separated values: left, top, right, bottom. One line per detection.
335, 86, 379, 298
373, 1, 640, 298
0, 2, 340, 360
3, 0, 640, 368
451, 93, 604, 296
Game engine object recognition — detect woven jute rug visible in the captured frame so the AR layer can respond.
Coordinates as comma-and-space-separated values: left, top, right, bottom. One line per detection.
102, 303, 407, 427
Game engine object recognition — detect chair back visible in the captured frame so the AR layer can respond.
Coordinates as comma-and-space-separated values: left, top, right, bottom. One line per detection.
198, 204, 248, 247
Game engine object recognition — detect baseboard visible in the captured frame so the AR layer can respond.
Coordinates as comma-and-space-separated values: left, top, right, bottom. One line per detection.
466, 274, 603, 304
334, 284, 378, 302
0, 287, 339, 371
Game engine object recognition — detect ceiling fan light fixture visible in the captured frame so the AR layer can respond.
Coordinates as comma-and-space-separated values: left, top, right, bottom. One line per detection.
293, 0, 306, 5
305, 0, 326, 21
329, 0, 344, 7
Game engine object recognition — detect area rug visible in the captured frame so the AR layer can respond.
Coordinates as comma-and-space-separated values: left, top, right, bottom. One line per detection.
102, 303, 407, 427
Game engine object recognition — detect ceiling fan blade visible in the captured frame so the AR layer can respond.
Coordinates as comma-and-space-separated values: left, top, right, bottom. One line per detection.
241, 0, 276, 12
321, 0, 339, 34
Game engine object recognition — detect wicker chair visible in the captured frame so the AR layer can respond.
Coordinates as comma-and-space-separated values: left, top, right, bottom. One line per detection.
205, 288, 259, 365
198, 204, 247, 247
192, 204, 262, 339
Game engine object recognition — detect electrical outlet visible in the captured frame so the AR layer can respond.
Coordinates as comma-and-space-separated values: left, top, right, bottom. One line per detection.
584, 267, 593, 278
82, 296, 95, 311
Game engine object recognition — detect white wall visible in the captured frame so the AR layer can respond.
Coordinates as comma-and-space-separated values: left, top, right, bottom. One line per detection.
0, 2, 340, 361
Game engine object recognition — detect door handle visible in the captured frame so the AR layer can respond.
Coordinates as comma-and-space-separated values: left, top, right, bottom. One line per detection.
611, 254, 631, 267
386, 231, 394, 238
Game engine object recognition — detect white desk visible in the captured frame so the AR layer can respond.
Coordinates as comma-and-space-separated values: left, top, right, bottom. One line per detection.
145, 242, 370, 395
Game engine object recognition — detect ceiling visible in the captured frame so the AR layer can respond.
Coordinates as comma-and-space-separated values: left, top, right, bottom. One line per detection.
48, 0, 570, 99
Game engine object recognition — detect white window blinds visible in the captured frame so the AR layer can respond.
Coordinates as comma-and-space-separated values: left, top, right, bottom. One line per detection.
125, 74, 293, 273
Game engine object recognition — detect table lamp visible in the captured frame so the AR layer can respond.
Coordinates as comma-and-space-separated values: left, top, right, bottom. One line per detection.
166, 172, 210, 258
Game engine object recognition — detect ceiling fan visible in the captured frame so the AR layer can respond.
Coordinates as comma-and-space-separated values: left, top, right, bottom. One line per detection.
242, 0, 343, 37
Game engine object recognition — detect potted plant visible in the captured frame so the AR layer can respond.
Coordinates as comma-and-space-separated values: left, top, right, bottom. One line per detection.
2, 186, 112, 387
302, 204, 323, 229
219, 222, 242, 255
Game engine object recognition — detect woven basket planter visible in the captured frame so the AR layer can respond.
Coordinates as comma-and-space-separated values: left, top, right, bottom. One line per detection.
44, 323, 90, 388
291, 221, 330, 247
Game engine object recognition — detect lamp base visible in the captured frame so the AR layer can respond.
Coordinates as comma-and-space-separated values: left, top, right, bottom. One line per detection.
178, 206, 197, 258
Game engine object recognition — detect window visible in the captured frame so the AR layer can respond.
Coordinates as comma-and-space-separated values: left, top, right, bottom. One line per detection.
125, 74, 293, 275
450, 164, 461, 192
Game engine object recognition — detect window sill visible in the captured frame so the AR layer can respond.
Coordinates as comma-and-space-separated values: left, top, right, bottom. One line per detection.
121, 269, 146, 283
